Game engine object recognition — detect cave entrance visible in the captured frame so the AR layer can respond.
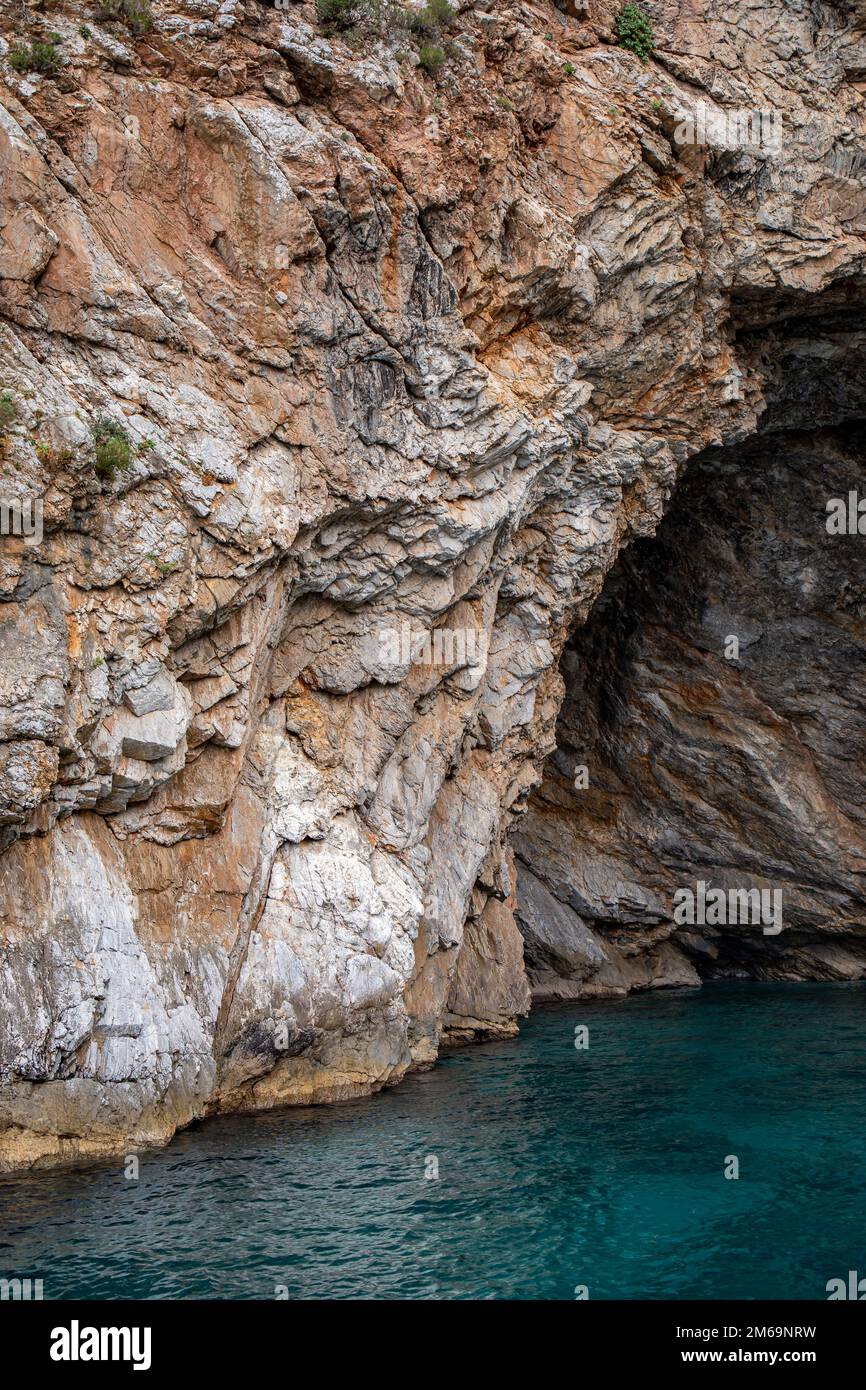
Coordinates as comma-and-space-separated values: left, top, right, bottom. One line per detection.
516, 415, 866, 999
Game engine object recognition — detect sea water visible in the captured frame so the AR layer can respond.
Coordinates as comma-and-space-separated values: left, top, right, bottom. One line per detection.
1, 982, 864, 1300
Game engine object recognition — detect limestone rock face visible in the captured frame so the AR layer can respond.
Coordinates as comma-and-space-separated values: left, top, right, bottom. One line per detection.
0, 0, 864, 1167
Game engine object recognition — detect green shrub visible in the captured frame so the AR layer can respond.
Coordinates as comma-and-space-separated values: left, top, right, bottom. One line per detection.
315, 0, 455, 74
418, 43, 445, 75
96, 0, 153, 34
8, 41, 62, 76
95, 435, 132, 477
616, 3, 655, 63
0, 392, 18, 432
409, 0, 454, 37
426, 0, 455, 22
563, 61, 575, 75
92, 416, 133, 478
31, 41, 62, 73
316, 0, 362, 29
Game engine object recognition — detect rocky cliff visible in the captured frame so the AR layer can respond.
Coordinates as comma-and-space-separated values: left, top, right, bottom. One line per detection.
0, 0, 864, 1169
517, 425, 866, 996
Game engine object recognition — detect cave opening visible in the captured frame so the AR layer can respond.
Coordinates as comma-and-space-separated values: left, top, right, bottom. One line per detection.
516, 308, 866, 1000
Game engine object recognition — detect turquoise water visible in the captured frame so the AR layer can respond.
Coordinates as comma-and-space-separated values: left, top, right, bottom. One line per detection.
1, 982, 864, 1300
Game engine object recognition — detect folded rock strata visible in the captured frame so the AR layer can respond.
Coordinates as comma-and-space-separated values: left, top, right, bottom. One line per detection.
0, 0, 864, 1168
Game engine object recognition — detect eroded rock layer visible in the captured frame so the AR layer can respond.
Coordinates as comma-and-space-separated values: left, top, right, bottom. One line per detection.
518, 423, 866, 996
0, 0, 865, 1167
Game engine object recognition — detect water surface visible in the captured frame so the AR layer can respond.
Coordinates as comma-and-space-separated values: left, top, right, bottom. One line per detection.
1, 982, 864, 1299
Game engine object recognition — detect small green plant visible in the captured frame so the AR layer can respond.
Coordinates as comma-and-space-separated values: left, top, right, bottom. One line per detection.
418, 43, 445, 76
408, 0, 458, 43
34, 439, 74, 466
316, 0, 361, 30
409, 0, 454, 35
496, 94, 513, 110
95, 435, 132, 477
616, 3, 655, 64
0, 392, 18, 433
8, 40, 62, 76
96, 0, 153, 34
92, 416, 133, 478
563, 61, 575, 76
31, 39, 63, 73
79, 24, 92, 38
425, 0, 455, 22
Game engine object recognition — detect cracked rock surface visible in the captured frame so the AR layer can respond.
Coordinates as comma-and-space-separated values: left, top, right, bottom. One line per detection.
0, 0, 865, 1167
518, 425, 866, 997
